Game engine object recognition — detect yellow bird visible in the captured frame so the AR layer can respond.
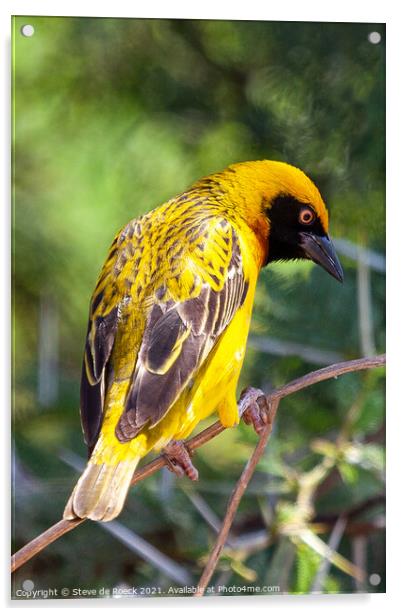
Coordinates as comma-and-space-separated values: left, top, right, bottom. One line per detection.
64, 160, 343, 522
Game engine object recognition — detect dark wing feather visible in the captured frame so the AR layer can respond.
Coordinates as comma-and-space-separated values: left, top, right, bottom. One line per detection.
80, 306, 119, 453
85, 307, 119, 384
79, 224, 128, 453
115, 229, 249, 442
80, 357, 104, 454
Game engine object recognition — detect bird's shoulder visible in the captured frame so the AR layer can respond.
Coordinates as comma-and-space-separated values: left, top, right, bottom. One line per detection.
83, 199, 242, 367
80, 196, 250, 448
114, 201, 251, 440
102, 193, 246, 299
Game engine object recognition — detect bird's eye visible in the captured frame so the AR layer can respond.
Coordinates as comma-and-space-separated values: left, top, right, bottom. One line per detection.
299, 207, 315, 225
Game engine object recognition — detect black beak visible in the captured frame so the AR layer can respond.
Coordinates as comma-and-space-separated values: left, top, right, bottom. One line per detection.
299, 233, 344, 282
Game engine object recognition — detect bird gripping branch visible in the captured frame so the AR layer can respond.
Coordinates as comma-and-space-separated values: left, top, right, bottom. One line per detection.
64, 159, 343, 523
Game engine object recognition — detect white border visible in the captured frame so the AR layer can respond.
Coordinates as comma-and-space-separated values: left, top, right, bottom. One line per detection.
2, 0, 400, 613
0, 0, 394, 22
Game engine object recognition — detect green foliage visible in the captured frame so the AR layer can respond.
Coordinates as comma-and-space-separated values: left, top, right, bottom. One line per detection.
295, 543, 321, 593
12, 16, 384, 598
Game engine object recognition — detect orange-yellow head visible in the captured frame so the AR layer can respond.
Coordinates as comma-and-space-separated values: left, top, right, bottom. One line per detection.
209, 160, 343, 282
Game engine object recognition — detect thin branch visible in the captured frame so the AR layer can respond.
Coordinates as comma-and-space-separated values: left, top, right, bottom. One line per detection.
59, 449, 193, 585
11, 518, 84, 573
11, 392, 255, 573
193, 353, 385, 596
11, 354, 385, 575
194, 398, 280, 596
311, 515, 348, 592
268, 354, 384, 402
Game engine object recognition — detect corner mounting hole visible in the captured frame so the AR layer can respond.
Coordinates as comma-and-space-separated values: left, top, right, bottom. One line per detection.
369, 573, 381, 586
21, 24, 35, 37
368, 31, 381, 45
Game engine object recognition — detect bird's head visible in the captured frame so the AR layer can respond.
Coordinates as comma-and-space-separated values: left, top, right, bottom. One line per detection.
223, 160, 344, 282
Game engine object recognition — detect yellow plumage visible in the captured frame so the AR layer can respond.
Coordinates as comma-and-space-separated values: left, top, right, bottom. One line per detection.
64, 160, 336, 522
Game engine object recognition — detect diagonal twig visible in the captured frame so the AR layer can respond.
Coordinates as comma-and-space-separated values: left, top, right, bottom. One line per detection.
193, 354, 385, 596
11, 354, 385, 576
59, 449, 192, 585
311, 515, 348, 592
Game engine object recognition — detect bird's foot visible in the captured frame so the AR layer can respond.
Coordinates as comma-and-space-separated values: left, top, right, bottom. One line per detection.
163, 440, 199, 481
240, 386, 272, 436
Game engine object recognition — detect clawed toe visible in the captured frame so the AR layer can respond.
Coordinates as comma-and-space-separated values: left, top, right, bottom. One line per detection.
163, 440, 199, 481
240, 386, 272, 435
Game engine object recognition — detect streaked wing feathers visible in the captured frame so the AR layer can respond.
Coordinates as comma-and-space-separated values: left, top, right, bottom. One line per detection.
115, 227, 249, 442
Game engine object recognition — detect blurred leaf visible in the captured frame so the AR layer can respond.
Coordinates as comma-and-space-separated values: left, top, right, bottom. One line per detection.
295, 542, 321, 593
338, 461, 360, 485
296, 529, 364, 582
230, 559, 258, 582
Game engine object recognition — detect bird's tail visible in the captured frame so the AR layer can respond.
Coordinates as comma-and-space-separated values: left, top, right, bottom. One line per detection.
63, 455, 140, 522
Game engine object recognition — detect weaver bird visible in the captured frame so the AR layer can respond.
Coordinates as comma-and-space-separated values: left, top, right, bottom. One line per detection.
64, 160, 343, 522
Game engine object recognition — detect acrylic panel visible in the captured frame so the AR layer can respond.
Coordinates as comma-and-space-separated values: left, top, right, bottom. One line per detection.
12, 16, 385, 600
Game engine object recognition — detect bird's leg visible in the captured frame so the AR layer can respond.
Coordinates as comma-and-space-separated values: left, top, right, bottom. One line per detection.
240, 386, 272, 436
163, 440, 199, 481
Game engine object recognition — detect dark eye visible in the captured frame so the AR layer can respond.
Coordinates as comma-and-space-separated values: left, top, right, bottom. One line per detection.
299, 207, 315, 225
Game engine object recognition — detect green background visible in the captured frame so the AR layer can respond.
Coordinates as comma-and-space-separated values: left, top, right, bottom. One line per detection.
12, 16, 385, 598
